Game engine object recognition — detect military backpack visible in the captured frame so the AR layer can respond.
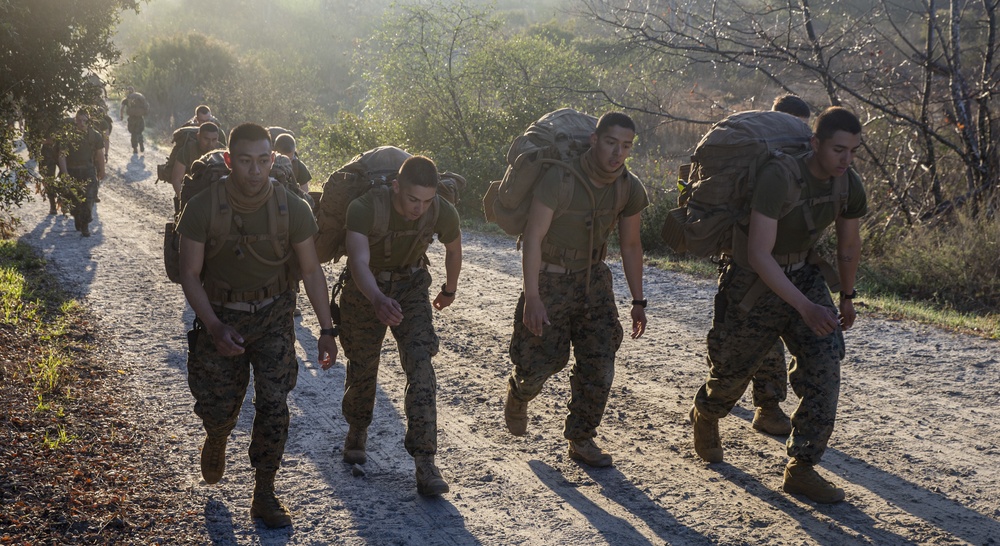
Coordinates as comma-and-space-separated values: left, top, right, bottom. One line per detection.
125, 92, 149, 117
314, 145, 465, 264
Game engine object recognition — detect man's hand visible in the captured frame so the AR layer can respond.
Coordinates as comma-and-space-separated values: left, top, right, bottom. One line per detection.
373, 294, 404, 326
433, 291, 455, 310
799, 301, 840, 337
207, 322, 245, 356
318, 335, 339, 370
523, 295, 549, 337
839, 298, 856, 330
630, 306, 647, 339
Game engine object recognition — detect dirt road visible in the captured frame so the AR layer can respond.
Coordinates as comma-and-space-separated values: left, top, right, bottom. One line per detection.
13, 117, 1000, 545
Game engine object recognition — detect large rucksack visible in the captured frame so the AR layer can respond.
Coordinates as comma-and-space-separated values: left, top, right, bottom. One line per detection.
314, 145, 465, 264
659, 110, 851, 309
483, 108, 609, 236
156, 126, 200, 183
125, 92, 149, 117
660, 110, 825, 258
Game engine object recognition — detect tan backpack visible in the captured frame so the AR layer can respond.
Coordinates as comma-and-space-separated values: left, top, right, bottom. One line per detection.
314, 146, 464, 264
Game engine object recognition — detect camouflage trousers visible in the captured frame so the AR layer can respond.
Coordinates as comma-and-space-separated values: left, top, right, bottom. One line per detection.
751, 341, 788, 408
127, 116, 144, 149
66, 167, 98, 227
694, 264, 845, 464
186, 291, 298, 472
508, 262, 624, 441
340, 268, 440, 457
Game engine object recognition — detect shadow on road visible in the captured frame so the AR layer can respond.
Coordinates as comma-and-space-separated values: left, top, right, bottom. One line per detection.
529, 459, 710, 545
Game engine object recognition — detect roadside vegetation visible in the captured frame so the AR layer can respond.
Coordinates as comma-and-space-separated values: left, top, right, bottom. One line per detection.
0, 240, 204, 544
107, 0, 1000, 325
1, 1, 996, 332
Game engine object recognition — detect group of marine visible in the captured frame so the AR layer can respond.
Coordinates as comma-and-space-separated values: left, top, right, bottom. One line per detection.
43, 90, 866, 529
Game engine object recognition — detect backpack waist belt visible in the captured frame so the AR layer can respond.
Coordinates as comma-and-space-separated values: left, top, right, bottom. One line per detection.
210, 294, 280, 314
372, 263, 424, 283
540, 241, 606, 267
205, 278, 293, 304
539, 262, 589, 275
732, 249, 842, 313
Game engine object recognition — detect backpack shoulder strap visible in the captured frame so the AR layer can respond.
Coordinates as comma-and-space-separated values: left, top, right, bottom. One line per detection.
370, 185, 392, 242
369, 185, 393, 261
268, 181, 290, 258
402, 197, 441, 267
205, 179, 232, 260
614, 171, 635, 219
833, 169, 852, 218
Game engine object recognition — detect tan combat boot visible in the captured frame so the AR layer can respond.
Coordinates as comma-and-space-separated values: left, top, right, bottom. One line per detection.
200, 434, 228, 484
414, 455, 450, 496
690, 406, 724, 463
504, 385, 528, 436
567, 438, 614, 467
752, 405, 792, 436
250, 470, 293, 528
782, 459, 845, 504
343, 426, 367, 465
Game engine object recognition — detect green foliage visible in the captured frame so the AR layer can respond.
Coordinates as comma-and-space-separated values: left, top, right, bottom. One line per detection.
0, 239, 82, 419
0, 0, 139, 233
203, 55, 325, 132
298, 111, 405, 180
349, 0, 600, 218
114, 32, 238, 128
113, 0, 392, 122
863, 213, 1000, 313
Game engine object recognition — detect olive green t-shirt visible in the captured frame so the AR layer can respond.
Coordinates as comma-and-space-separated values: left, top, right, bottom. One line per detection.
534, 157, 649, 269
176, 185, 317, 293
63, 127, 104, 169
345, 188, 461, 270
751, 157, 868, 255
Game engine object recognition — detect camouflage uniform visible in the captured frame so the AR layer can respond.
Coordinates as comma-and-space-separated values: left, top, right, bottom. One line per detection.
62, 126, 104, 231
187, 291, 299, 472
122, 95, 145, 152
508, 262, 625, 441
694, 262, 844, 464
340, 267, 440, 456
751, 342, 788, 408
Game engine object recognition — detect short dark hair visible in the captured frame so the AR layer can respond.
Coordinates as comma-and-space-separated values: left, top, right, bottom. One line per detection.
772, 94, 811, 119
595, 112, 636, 136
814, 106, 862, 141
195, 105, 211, 116
398, 155, 439, 189
198, 122, 220, 135
274, 133, 296, 154
228, 123, 271, 150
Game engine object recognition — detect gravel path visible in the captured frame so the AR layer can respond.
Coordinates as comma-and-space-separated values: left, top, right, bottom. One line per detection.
13, 115, 1000, 545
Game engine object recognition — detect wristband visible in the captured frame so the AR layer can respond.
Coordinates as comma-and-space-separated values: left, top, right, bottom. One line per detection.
632, 299, 647, 308
840, 289, 857, 300
441, 284, 456, 298
319, 327, 339, 337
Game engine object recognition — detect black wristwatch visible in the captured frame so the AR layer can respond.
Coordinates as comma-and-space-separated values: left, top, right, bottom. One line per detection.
441, 284, 456, 298
840, 289, 858, 300
319, 327, 339, 337
632, 299, 647, 308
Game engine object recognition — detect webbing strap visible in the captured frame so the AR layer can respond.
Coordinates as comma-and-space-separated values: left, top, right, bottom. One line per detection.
735, 249, 842, 313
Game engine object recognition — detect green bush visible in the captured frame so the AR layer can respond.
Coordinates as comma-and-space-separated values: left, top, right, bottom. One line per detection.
864, 212, 1000, 313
